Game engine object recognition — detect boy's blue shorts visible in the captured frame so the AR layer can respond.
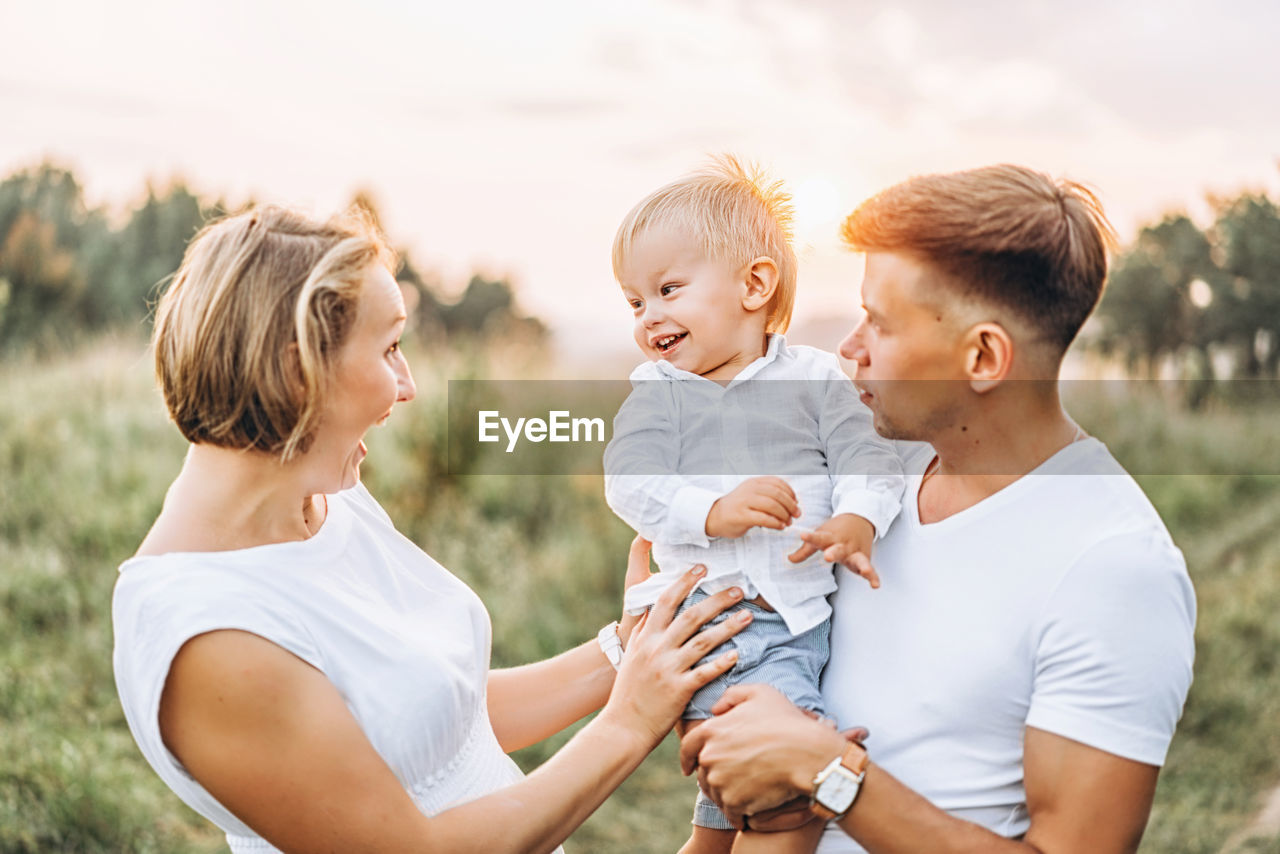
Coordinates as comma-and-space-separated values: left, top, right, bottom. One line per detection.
674, 588, 831, 830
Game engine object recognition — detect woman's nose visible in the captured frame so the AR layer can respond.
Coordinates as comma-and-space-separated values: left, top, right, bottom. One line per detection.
397, 360, 416, 402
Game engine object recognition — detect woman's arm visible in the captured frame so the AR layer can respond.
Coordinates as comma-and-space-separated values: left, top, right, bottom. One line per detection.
487, 537, 655, 752
486, 641, 615, 752
160, 565, 749, 854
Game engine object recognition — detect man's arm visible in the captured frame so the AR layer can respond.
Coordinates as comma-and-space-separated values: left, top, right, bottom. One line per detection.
682, 685, 1160, 854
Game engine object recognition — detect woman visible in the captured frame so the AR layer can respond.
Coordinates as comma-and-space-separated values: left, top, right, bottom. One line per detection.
112, 206, 751, 853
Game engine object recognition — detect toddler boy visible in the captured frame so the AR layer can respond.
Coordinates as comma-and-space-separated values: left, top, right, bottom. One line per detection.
603, 156, 904, 853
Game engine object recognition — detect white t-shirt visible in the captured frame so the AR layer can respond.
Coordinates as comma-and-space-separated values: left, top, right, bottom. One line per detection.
112, 483, 543, 854
818, 439, 1196, 852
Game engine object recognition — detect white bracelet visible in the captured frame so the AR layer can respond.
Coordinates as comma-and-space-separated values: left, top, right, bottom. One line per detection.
597, 621, 624, 670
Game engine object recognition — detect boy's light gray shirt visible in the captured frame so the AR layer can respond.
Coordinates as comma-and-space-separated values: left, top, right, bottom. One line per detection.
604, 335, 905, 635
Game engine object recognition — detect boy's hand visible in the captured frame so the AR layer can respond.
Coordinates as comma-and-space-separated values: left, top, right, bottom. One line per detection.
788, 513, 880, 588
705, 476, 799, 539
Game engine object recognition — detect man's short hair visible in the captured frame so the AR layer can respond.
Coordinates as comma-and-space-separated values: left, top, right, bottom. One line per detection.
153, 205, 395, 461
842, 164, 1116, 352
612, 154, 798, 334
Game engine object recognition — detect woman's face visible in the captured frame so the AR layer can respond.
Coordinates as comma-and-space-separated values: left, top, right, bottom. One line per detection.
312, 264, 416, 491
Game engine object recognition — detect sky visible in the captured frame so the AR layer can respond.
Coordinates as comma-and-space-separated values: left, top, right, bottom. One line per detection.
3, 0, 1278, 371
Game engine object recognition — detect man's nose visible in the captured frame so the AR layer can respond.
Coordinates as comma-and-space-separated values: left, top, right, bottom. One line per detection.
838, 320, 869, 364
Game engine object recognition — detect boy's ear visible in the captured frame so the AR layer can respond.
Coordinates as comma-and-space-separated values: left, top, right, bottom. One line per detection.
962, 321, 1014, 393
741, 256, 779, 312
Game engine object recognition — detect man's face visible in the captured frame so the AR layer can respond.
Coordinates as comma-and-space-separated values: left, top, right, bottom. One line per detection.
838, 251, 971, 441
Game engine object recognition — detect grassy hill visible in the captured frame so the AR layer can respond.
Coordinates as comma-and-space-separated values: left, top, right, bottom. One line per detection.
1, 339, 1277, 853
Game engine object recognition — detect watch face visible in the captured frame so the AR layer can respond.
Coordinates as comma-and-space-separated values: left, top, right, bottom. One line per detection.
818, 769, 859, 813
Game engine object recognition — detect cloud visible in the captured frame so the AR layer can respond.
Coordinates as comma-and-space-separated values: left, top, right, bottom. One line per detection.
763, 0, 1280, 139
495, 97, 619, 119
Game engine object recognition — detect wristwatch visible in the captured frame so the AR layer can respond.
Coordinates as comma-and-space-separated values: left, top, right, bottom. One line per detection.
810, 742, 868, 821
597, 621, 624, 670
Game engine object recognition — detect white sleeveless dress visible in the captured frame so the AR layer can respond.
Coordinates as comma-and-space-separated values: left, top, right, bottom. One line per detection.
112, 483, 560, 853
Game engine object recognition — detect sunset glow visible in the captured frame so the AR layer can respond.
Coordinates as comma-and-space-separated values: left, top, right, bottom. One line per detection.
3, 0, 1276, 369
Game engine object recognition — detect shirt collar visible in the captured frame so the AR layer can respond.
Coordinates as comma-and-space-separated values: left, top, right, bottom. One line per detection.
648, 333, 788, 385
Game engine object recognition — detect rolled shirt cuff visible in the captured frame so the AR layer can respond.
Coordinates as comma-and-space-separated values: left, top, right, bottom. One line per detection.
667, 485, 723, 547
831, 489, 902, 540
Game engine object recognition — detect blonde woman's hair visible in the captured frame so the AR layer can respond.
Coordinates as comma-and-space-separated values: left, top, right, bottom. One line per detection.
842, 164, 1117, 353
612, 155, 797, 334
152, 205, 396, 461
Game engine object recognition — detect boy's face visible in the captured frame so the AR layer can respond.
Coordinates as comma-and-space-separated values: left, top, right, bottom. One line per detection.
618, 224, 766, 382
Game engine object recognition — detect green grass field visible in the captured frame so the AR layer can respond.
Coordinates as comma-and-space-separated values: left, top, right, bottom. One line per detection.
2, 338, 1278, 853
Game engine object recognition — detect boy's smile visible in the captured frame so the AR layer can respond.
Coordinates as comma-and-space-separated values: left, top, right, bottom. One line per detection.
618, 224, 769, 384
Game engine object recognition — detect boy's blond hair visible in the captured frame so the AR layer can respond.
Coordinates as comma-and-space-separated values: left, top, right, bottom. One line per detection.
153, 205, 396, 461
612, 154, 797, 334
842, 164, 1117, 353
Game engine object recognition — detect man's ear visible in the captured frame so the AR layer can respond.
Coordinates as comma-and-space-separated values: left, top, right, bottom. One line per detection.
741, 256, 780, 312
962, 321, 1014, 393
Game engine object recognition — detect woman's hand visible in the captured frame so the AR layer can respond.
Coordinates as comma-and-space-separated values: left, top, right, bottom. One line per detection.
600, 563, 750, 749
617, 536, 654, 648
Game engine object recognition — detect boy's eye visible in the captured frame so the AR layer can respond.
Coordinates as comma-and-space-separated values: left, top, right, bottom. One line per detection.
660, 283, 680, 296
628, 299, 643, 311
387, 340, 401, 355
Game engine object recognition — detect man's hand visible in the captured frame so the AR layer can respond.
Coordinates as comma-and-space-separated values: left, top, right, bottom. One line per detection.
706, 476, 800, 539
679, 684, 849, 828
789, 513, 880, 588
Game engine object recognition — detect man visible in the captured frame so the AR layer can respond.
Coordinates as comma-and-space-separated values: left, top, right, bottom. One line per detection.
680, 164, 1196, 853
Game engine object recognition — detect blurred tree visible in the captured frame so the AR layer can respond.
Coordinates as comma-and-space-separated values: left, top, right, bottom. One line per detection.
105, 182, 207, 322
396, 251, 446, 339
437, 272, 546, 343
0, 163, 548, 355
443, 274, 515, 334
1207, 193, 1280, 378
0, 165, 92, 349
0, 210, 84, 346
1094, 214, 1216, 379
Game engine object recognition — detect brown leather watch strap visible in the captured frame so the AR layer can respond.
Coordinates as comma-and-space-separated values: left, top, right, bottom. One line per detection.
843, 741, 870, 776
810, 742, 869, 820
